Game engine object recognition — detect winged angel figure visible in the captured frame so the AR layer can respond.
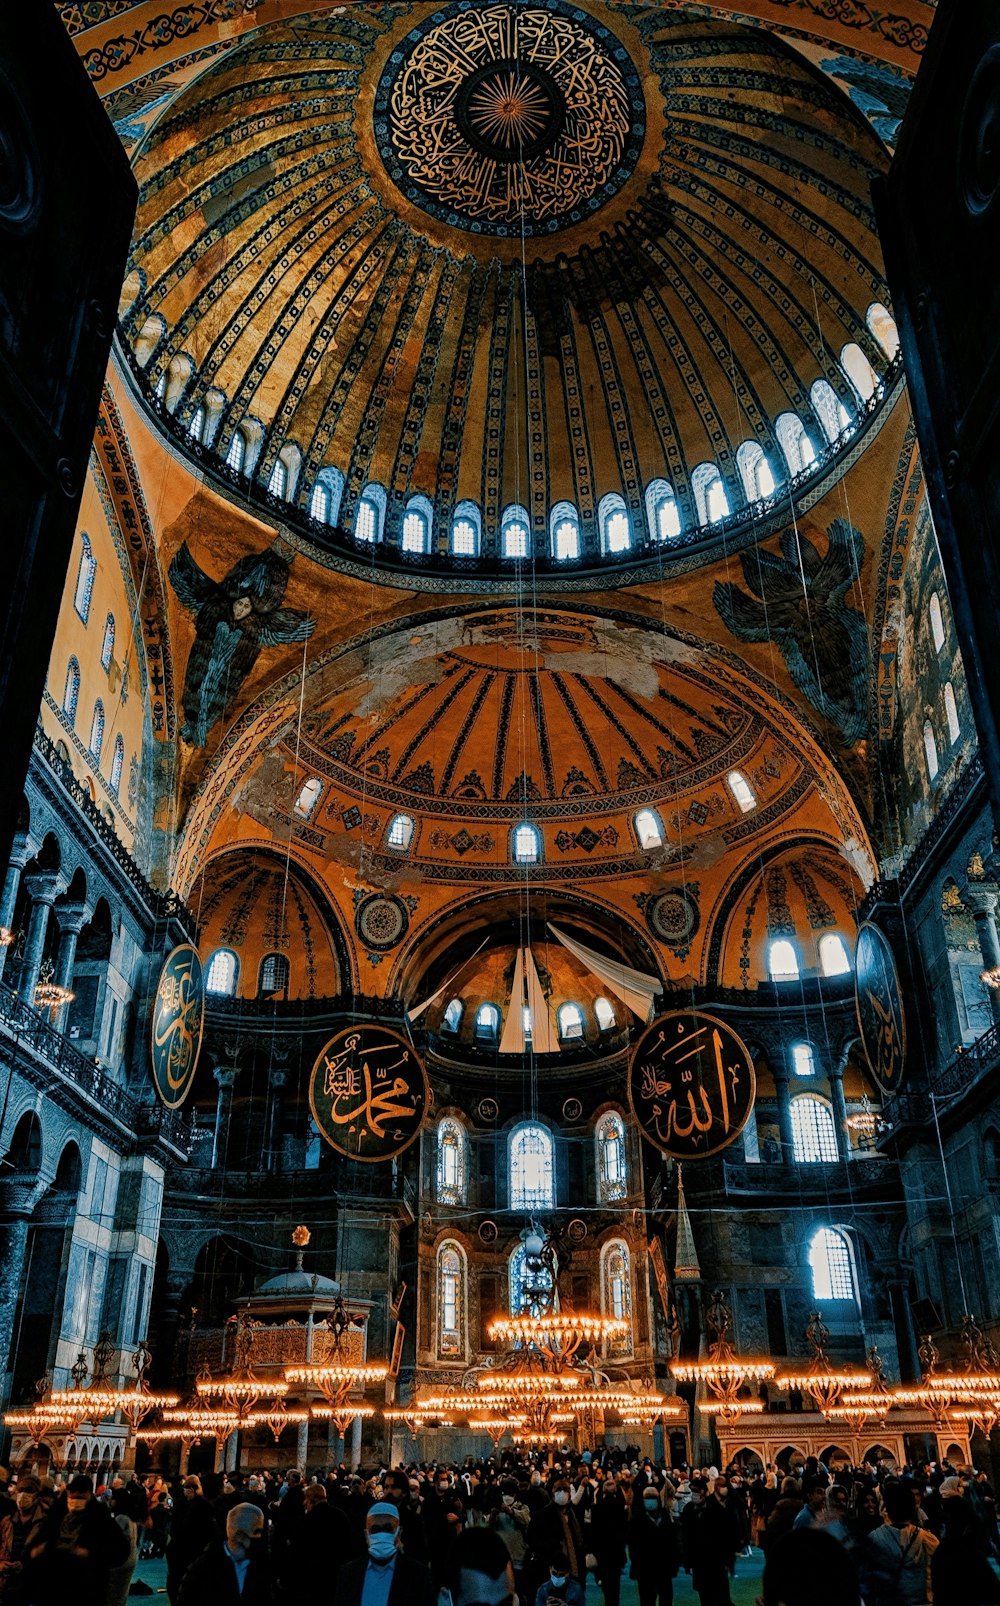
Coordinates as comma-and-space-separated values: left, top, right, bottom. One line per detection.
169, 541, 315, 746
713, 518, 870, 746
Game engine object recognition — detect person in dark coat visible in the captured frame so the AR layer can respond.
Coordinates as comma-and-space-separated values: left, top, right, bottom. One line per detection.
931, 1479, 1000, 1606
527, 1481, 585, 1584
280, 1484, 364, 1599
589, 1479, 630, 1606
332, 1502, 435, 1606
28, 1473, 130, 1606
381, 1468, 430, 1564
628, 1485, 681, 1606
175, 1502, 271, 1606
685, 1475, 740, 1606
166, 1475, 220, 1604
0, 1475, 48, 1606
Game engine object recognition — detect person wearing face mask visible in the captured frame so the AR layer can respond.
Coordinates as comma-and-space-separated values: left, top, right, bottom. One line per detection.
28, 1473, 129, 1606
0, 1476, 48, 1606
438, 1526, 518, 1606
588, 1478, 628, 1606
686, 1475, 740, 1606
174, 1502, 270, 1606
489, 1479, 531, 1595
527, 1481, 584, 1601
627, 1484, 680, 1606
533, 1547, 585, 1606
333, 1501, 435, 1605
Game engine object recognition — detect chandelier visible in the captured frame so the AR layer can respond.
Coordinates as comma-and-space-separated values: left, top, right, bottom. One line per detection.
33, 957, 74, 1013
487, 1311, 629, 1367
894, 1321, 1000, 1432
249, 1399, 312, 1443
284, 1294, 388, 1430
43, 1335, 179, 1440
163, 1406, 242, 1452
773, 1312, 869, 1414
196, 1308, 289, 1421
671, 1290, 774, 1412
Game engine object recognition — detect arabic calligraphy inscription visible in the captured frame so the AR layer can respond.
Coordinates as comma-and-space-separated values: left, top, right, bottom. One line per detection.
150, 944, 205, 1109
309, 1025, 428, 1162
628, 1010, 756, 1159
855, 922, 906, 1093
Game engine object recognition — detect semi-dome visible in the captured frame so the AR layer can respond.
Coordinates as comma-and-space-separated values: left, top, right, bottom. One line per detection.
121, 1, 894, 571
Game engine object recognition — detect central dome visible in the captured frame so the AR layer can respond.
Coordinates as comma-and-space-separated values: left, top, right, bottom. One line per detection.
374, 2, 645, 235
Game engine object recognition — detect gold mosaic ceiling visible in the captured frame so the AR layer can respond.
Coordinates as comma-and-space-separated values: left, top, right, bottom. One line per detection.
121, 0, 893, 547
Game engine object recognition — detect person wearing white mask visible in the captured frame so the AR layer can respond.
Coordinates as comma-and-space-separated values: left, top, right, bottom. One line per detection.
332, 1501, 434, 1605
527, 1482, 584, 1598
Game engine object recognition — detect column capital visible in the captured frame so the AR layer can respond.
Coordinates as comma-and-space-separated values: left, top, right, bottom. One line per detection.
962, 879, 1000, 916
22, 871, 63, 906
214, 1066, 240, 1091
8, 834, 33, 872
53, 901, 91, 935
270, 1068, 288, 1091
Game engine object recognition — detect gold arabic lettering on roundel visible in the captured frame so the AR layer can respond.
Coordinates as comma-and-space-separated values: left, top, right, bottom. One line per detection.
308, 1024, 429, 1163
854, 921, 906, 1095
150, 944, 205, 1109
627, 1010, 756, 1160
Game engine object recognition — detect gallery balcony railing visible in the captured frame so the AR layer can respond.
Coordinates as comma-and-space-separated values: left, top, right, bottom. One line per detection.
721, 1155, 896, 1198
878, 1019, 1000, 1142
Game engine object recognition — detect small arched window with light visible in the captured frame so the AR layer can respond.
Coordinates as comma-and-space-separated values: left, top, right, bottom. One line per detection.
74, 533, 97, 623
557, 1002, 584, 1041
594, 996, 616, 1032
402, 497, 432, 555
727, 771, 756, 813
226, 429, 247, 474
510, 1123, 554, 1210
924, 720, 939, 781
294, 777, 323, 820
768, 938, 800, 981
692, 462, 730, 525
90, 701, 105, 764
310, 468, 344, 526
64, 658, 81, 724
596, 1112, 627, 1202
598, 493, 631, 555
736, 441, 776, 502
841, 342, 879, 403
512, 822, 541, 864
387, 813, 414, 852
601, 1240, 633, 1351
809, 1226, 856, 1301
819, 933, 852, 977
100, 614, 116, 672
451, 502, 481, 556
550, 501, 581, 561
442, 997, 463, 1034
205, 948, 239, 996
929, 592, 945, 652
776, 412, 817, 476
792, 1096, 839, 1163
474, 1002, 501, 1044
437, 1119, 466, 1205
944, 682, 960, 746
810, 379, 852, 444
110, 736, 125, 799
258, 953, 290, 997
267, 457, 288, 499
188, 404, 205, 443
356, 484, 386, 544
437, 1240, 466, 1356
634, 808, 664, 850
646, 479, 681, 541
502, 505, 531, 560
867, 302, 900, 361
792, 1042, 816, 1078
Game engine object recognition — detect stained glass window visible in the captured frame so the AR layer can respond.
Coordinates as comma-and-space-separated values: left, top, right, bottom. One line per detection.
206, 948, 239, 996
510, 1123, 554, 1210
597, 1112, 627, 1201
809, 1227, 855, 1301
437, 1241, 465, 1355
437, 1119, 466, 1205
601, 1241, 633, 1355
791, 1096, 838, 1163
74, 534, 96, 623
509, 1241, 554, 1317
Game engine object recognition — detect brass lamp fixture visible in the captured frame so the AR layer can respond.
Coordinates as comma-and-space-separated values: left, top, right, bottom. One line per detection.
671, 1290, 775, 1411
33, 957, 74, 1013
197, 1308, 289, 1422
773, 1312, 869, 1414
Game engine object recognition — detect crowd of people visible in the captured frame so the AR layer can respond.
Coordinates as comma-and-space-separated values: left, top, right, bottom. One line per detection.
0, 1449, 998, 1605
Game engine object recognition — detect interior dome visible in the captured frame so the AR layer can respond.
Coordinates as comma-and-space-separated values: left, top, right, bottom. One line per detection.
714, 845, 864, 988
121, 1, 893, 570
193, 850, 343, 1000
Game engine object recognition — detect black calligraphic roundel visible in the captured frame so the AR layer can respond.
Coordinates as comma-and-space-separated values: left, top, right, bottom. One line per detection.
855, 922, 906, 1094
628, 1010, 756, 1160
309, 1025, 428, 1163
150, 944, 205, 1109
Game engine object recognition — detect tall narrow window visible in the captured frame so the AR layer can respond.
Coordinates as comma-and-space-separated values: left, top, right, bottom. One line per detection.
268, 457, 288, 498
474, 1003, 500, 1044
810, 379, 851, 443
356, 497, 378, 543
594, 996, 616, 1031
226, 429, 247, 473
819, 933, 852, 977
809, 1226, 855, 1301
310, 468, 343, 525
924, 720, 939, 781
402, 508, 429, 554
768, 939, 799, 981
512, 823, 541, 864
841, 343, 879, 403
776, 413, 817, 476
599, 494, 631, 555
550, 502, 581, 561
74, 534, 96, 623
944, 682, 960, 746
451, 504, 480, 556
929, 592, 945, 652
437, 1119, 466, 1205
294, 777, 323, 819
64, 658, 81, 723
601, 1241, 633, 1325
634, 809, 664, 850
100, 614, 116, 672
646, 480, 681, 541
109, 736, 125, 799
727, 771, 756, 813
792, 1042, 816, 1078
205, 948, 239, 996
258, 953, 290, 997
89, 701, 105, 764
510, 1123, 554, 1210
437, 1241, 465, 1357
502, 514, 530, 559
596, 1112, 627, 1202
867, 302, 900, 361
557, 1002, 584, 1041
736, 441, 776, 502
692, 462, 729, 525
310, 481, 331, 523
387, 813, 414, 852
791, 1096, 839, 1163
188, 404, 205, 443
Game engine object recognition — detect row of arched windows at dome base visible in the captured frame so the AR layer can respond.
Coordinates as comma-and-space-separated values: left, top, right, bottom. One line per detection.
143, 308, 898, 559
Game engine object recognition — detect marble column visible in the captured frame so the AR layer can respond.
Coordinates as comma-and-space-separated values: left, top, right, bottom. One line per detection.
0, 1181, 37, 1408
266, 1069, 287, 1172
19, 873, 62, 1007
350, 1412, 362, 1469
772, 1064, 795, 1164
828, 1057, 850, 1161
0, 836, 31, 985
211, 1066, 239, 1170
52, 903, 89, 1033
962, 881, 1000, 1024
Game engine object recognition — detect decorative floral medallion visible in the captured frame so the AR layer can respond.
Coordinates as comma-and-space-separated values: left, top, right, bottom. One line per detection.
479, 1219, 499, 1244
640, 887, 700, 953
562, 1096, 583, 1121
374, 1, 645, 236
478, 1096, 500, 1122
567, 1218, 588, 1243
355, 892, 410, 951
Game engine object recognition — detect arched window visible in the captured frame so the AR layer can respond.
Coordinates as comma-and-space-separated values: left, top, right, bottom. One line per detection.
550, 502, 580, 561
594, 996, 616, 1031
442, 997, 463, 1034
819, 933, 852, 977
775, 412, 817, 476
109, 736, 124, 799
512, 823, 541, 864
267, 457, 288, 498
924, 720, 939, 781
598, 493, 631, 555
601, 1240, 633, 1335
205, 948, 239, 996
89, 700, 105, 764
451, 502, 481, 556
188, 404, 205, 443
944, 682, 960, 746
501, 504, 530, 560
100, 613, 116, 672
63, 658, 81, 723
646, 479, 681, 541
692, 462, 730, 525
258, 953, 290, 997
226, 429, 247, 473
436, 1119, 466, 1205
310, 468, 344, 525
557, 1002, 584, 1041
509, 1241, 554, 1317
867, 302, 899, 361
311, 482, 330, 523
510, 1123, 554, 1210
356, 484, 386, 544
402, 497, 431, 555
810, 379, 851, 444
634, 808, 664, 850
596, 1112, 627, 1202
474, 1002, 501, 1044
929, 592, 945, 652
294, 777, 323, 819
727, 771, 756, 813
809, 1226, 856, 1301
792, 1096, 839, 1163
387, 813, 414, 852
437, 1240, 466, 1357
74, 533, 96, 623
792, 1042, 816, 1078
768, 939, 799, 981
154, 370, 167, 400
736, 440, 776, 502
841, 343, 879, 403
